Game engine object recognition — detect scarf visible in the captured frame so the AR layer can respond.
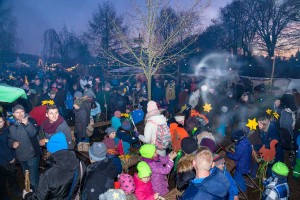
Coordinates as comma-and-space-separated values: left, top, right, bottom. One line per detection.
284, 108, 296, 129
43, 115, 64, 134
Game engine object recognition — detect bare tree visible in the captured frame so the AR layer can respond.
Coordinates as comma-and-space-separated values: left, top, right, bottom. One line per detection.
101, 0, 210, 99
246, 0, 300, 57
0, 0, 18, 52
86, 0, 128, 56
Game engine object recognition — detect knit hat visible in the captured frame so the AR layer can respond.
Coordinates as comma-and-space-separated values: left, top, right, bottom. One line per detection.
12, 104, 25, 113
200, 138, 218, 153
99, 189, 126, 200
121, 120, 131, 131
105, 127, 116, 135
89, 142, 107, 162
74, 91, 83, 98
119, 174, 135, 194
47, 132, 68, 153
213, 154, 225, 166
181, 137, 198, 154
147, 100, 158, 112
174, 115, 185, 123
140, 144, 156, 159
74, 99, 83, 107
137, 161, 152, 178
231, 130, 245, 141
272, 162, 289, 177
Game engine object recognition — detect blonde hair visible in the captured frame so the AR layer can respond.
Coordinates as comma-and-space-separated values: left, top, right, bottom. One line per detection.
195, 147, 213, 171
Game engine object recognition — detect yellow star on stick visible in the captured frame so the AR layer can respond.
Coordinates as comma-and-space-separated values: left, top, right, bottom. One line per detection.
246, 118, 258, 130
203, 103, 212, 112
113, 191, 120, 199
266, 109, 272, 115
273, 112, 279, 120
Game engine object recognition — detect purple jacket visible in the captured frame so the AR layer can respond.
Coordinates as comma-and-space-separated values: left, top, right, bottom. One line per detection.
140, 155, 174, 196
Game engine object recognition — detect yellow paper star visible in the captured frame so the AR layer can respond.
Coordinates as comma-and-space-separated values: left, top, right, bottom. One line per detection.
203, 103, 212, 112
273, 112, 279, 120
246, 118, 258, 130
113, 192, 120, 199
266, 109, 272, 115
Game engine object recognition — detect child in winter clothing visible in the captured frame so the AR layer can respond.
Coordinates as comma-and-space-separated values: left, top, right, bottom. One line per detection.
112, 110, 122, 130
170, 115, 188, 152
119, 173, 137, 200
262, 162, 289, 200
139, 144, 177, 196
103, 127, 122, 174
134, 161, 161, 200
226, 130, 252, 194
116, 120, 138, 154
213, 154, 239, 200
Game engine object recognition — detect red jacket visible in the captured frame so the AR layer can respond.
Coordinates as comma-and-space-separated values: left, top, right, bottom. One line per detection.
134, 173, 155, 200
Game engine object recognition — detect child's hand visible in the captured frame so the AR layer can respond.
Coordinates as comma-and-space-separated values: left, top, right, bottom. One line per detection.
169, 151, 177, 160
154, 193, 159, 199
233, 195, 239, 200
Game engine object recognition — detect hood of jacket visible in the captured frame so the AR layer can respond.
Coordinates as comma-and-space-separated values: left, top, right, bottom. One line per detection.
146, 114, 166, 125
49, 150, 79, 171
177, 154, 194, 173
192, 167, 230, 198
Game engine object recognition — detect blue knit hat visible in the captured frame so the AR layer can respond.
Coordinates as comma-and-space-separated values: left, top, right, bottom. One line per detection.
231, 130, 245, 141
122, 120, 132, 131
47, 132, 68, 153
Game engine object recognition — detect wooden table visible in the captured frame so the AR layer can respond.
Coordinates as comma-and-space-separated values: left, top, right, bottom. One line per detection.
70, 120, 111, 131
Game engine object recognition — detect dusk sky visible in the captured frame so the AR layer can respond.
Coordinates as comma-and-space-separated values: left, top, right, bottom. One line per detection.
8, 0, 232, 55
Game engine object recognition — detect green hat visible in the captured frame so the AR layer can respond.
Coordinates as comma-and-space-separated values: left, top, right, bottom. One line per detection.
272, 162, 289, 177
139, 144, 156, 159
137, 161, 151, 178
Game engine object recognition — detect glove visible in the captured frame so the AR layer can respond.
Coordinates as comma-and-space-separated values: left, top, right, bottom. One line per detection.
134, 131, 140, 138
23, 189, 32, 199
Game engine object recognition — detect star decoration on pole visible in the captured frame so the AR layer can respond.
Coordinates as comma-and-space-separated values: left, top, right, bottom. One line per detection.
266, 109, 272, 115
246, 118, 258, 130
273, 112, 279, 120
113, 192, 120, 199
203, 103, 212, 113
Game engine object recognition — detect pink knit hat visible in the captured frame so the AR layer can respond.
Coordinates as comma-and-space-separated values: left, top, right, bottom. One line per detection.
119, 174, 135, 194
147, 100, 158, 112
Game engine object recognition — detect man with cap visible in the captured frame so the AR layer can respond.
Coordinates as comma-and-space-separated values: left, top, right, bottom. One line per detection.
226, 130, 252, 198
8, 104, 41, 191
23, 132, 85, 199
262, 162, 289, 200
81, 142, 118, 200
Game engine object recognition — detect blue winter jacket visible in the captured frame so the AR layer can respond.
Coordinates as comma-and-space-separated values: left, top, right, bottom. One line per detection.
0, 127, 15, 166
180, 167, 230, 200
227, 137, 252, 174
223, 169, 239, 200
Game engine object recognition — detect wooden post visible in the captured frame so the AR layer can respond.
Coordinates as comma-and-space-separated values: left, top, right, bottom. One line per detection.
25, 170, 30, 192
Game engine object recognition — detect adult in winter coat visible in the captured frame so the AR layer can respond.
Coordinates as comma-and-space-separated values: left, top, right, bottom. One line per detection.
8, 105, 41, 191
23, 132, 85, 199
138, 101, 168, 156
41, 105, 73, 149
180, 147, 230, 200
188, 89, 200, 109
82, 142, 118, 200
139, 144, 176, 196
152, 81, 164, 104
73, 99, 89, 144
226, 130, 252, 195
0, 114, 20, 199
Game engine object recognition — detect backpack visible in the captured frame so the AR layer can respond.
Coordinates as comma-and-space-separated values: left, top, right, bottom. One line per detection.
148, 120, 171, 150
65, 92, 74, 110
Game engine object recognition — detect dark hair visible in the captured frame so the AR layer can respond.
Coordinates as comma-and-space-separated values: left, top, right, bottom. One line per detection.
46, 105, 58, 112
91, 101, 97, 109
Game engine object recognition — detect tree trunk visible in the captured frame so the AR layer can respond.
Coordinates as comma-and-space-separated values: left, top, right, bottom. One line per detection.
147, 76, 152, 101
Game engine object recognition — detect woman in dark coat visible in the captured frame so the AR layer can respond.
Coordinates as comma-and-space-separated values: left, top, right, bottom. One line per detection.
74, 99, 89, 144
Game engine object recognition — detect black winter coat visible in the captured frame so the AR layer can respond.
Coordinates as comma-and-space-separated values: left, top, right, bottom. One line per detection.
74, 107, 89, 138
81, 159, 118, 200
25, 150, 85, 200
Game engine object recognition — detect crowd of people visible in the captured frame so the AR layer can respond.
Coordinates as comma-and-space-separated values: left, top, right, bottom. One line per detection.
0, 67, 300, 200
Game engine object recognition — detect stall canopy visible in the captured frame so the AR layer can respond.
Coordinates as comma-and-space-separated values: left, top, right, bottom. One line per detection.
0, 85, 27, 103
